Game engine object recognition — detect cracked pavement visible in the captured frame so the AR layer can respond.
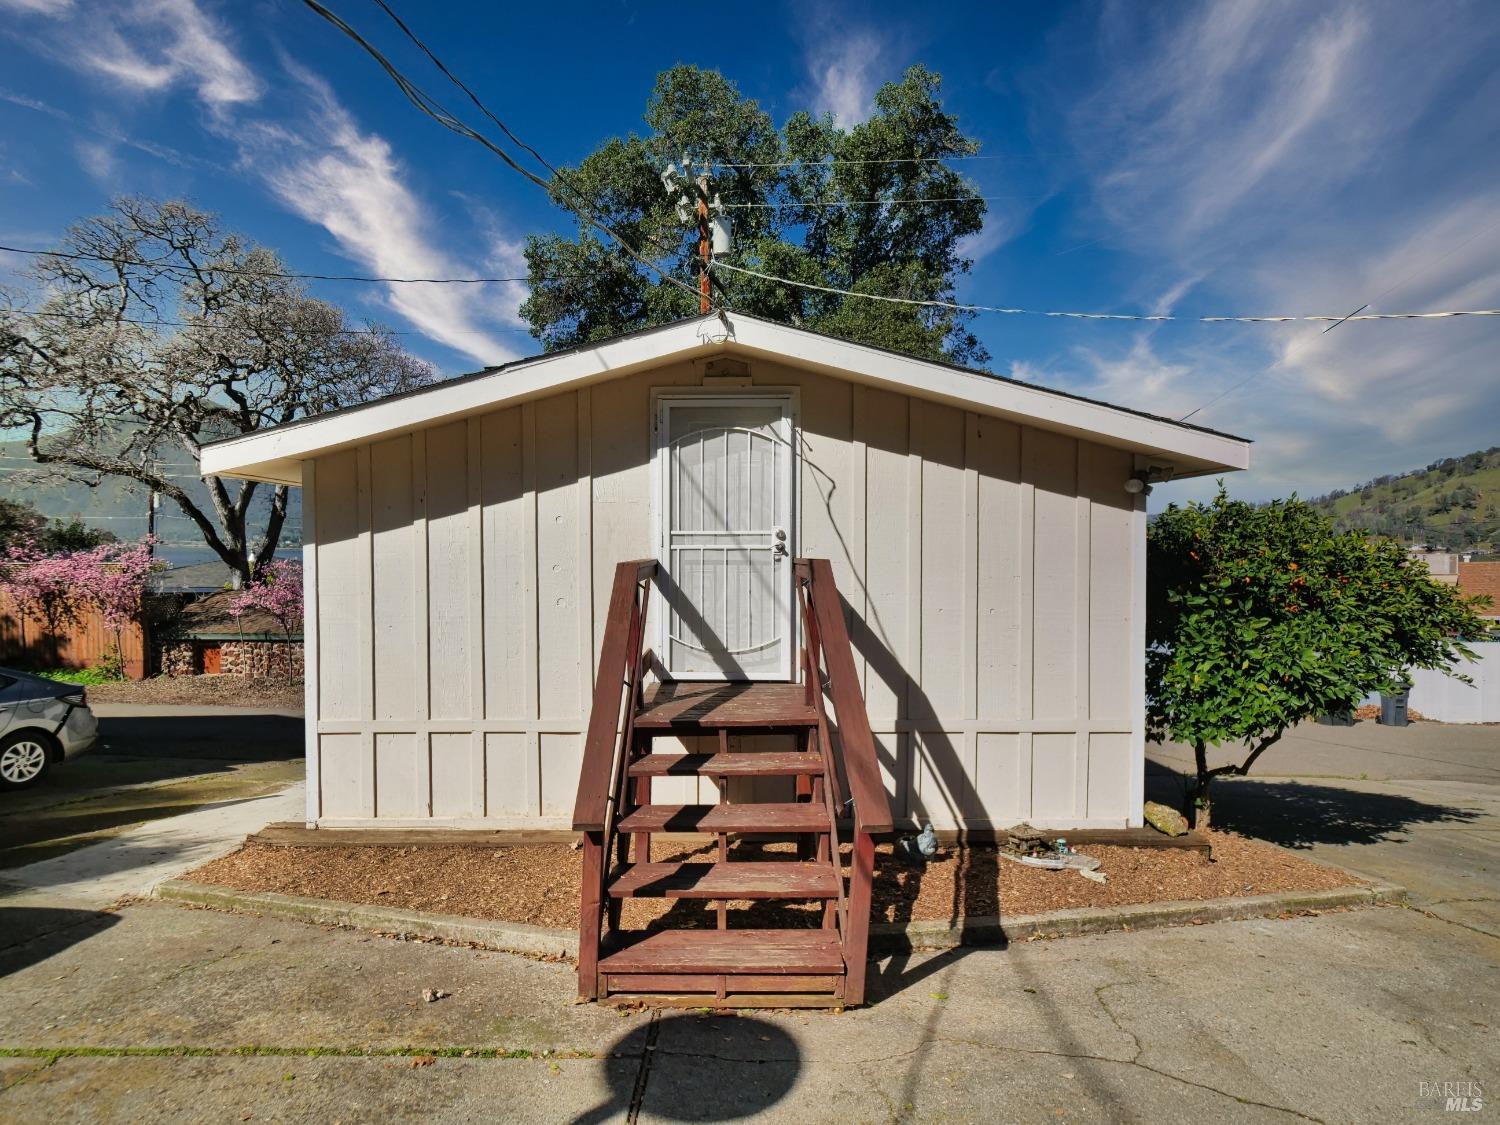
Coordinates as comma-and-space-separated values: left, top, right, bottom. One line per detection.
0, 719, 1495, 1122
0, 893, 1494, 1123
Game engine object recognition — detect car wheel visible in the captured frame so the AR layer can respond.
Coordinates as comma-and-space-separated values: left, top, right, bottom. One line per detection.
0, 731, 54, 789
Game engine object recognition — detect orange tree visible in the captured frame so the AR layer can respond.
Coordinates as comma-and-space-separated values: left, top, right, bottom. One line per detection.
1146, 487, 1486, 827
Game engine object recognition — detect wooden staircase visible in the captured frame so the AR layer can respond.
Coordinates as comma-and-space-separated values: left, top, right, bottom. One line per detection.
573, 558, 892, 1008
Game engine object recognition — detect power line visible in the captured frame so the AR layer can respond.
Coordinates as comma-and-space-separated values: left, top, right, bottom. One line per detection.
710, 154, 1016, 169
3, 307, 412, 335
722, 196, 994, 210
303, 1, 702, 304
0, 242, 533, 285
710, 259, 1500, 324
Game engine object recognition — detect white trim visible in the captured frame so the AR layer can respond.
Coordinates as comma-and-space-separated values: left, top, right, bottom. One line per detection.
301, 459, 320, 827
201, 313, 1250, 486
651, 390, 799, 681
1127, 459, 1150, 828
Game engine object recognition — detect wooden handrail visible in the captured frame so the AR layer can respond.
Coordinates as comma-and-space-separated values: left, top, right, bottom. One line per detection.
795, 558, 893, 834
572, 559, 657, 832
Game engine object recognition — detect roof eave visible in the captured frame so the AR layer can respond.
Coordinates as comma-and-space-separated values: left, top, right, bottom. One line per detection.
201, 312, 1251, 485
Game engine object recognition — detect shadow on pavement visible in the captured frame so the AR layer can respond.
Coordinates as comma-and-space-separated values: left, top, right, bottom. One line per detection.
573, 1014, 800, 1123
1146, 761, 1481, 848
0, 906, 120, 976
99, 713, 304, 764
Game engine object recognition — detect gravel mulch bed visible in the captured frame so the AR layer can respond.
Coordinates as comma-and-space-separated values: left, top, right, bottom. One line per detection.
185, 830, 1360, 932
88, 676, 304, 709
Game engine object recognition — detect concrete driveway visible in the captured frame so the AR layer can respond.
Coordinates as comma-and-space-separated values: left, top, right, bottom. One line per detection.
1150, 719, 1500, 939
0, 704, 303, 869
0, 718, 1494, 1123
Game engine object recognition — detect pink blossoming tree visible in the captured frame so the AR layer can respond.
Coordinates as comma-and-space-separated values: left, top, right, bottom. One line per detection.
228, 559, 303, 683
0, 544, 87, 662
0, 538, 163, 672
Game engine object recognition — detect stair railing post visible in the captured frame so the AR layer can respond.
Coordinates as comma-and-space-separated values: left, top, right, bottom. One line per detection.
578, 830, 606, 999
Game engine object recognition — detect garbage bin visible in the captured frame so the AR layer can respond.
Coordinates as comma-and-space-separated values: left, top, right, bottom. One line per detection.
1380, 689, 1410, 727
1317, 710, 1355, 726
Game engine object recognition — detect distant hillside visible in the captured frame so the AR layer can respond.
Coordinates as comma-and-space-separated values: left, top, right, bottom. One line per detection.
0, 441, 302, 557
1305, 447, 1500, 555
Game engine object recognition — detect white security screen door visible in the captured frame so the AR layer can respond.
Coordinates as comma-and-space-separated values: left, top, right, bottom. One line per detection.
655, 395, 796, 681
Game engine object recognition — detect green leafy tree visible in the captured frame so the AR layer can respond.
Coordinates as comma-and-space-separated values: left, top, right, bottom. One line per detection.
1147, 487, 1486, 827
522, 65, 989, 366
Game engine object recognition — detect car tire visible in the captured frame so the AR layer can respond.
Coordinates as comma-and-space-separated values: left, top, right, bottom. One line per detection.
0, 730, 56, 790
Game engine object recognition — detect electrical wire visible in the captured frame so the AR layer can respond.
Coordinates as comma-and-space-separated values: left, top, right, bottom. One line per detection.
3, 307, 412, 335
302, 1, 702, 303
721, 196, 993, 209
710, 259, 1500, 324
710, 154, 1014, 169
0, 242, 533, 285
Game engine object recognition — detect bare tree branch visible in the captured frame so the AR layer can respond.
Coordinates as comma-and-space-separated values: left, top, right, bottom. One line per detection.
0, 197, 433, 585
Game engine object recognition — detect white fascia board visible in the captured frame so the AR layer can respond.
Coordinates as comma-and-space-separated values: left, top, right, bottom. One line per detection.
201, 311, 1250, 485
722, 317, 1251, 475
200, 319, 726, 484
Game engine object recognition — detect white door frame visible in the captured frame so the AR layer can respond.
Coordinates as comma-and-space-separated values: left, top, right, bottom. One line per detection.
651, 389, 799, 682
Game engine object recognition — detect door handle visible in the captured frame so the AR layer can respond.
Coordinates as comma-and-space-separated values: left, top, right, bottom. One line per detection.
772, 527, 788, 557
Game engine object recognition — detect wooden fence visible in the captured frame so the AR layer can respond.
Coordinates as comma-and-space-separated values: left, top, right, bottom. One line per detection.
0, 591, 147, 679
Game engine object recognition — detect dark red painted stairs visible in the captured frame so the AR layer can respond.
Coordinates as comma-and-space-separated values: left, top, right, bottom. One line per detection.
572, 559, 892, 1008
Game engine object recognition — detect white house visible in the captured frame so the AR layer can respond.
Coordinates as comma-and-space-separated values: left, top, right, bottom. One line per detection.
202, 312, 1250, 833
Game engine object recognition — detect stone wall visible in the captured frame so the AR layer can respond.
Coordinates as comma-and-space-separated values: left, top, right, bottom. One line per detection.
161, 638, 304, 680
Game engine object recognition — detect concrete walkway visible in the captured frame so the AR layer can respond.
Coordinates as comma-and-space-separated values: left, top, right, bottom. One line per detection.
0, 894, 1493, 1123
0, 783, 303, 916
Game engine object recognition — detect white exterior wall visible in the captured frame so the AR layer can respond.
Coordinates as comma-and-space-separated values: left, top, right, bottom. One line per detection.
1407, 648, 1500, 723
305, 357, 1145, 829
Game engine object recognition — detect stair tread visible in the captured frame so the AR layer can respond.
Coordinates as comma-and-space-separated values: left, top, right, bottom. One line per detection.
628, 752, 825, 778
634, 682, 817, 729
599, 929, 845, 975
609, 861, 840, 900
616, 803, 831, 834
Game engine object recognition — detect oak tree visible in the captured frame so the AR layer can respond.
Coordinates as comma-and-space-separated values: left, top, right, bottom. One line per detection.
522, 65, 989, 366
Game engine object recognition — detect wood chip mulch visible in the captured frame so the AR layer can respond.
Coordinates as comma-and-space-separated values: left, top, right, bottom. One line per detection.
184, 830, 1360, 932
87, 676, 304, 709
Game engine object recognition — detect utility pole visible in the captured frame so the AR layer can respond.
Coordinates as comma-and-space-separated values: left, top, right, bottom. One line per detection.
662, 156, 730, 315
696, 172, 711, 314
146, 489, 158, 557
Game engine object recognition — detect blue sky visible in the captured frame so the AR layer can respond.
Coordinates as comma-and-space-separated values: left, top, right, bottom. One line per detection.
2, 0, 1497, 506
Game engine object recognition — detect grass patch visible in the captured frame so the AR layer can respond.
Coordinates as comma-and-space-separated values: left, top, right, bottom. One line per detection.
36, 666, 124, 686
0, 1045, 596, 1061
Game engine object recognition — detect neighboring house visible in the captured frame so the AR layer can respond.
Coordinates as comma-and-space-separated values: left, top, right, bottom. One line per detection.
1409, 548, 1461, 586
149, 560, 236, 595
202, 312, 1250, 832
1457, 561, 1500, 622
160, 589, 303, 678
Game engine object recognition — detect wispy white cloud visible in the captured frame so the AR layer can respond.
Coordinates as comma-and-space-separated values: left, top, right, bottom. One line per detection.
6, 0, 526, 367
1040, 0, 1500, 499
13, 0, 261, 110
803, 28, 886, 126
248, 64, 520, 366
0, 0, 74, 13
73, 138, 119, 185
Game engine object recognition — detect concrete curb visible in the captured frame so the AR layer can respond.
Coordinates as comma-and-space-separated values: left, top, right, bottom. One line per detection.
154, 881, 578, 959
871, 881, 1408, 951
155, 877, 1404, 960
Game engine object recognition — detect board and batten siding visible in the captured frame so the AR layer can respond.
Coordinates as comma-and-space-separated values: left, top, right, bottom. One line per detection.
305, 357, 1146, 829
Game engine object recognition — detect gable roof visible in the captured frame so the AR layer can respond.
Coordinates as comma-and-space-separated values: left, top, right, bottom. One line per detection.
201, 311, 1251, 486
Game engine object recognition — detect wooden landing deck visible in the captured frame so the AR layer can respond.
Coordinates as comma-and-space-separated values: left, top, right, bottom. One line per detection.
633, 682, 818, 730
